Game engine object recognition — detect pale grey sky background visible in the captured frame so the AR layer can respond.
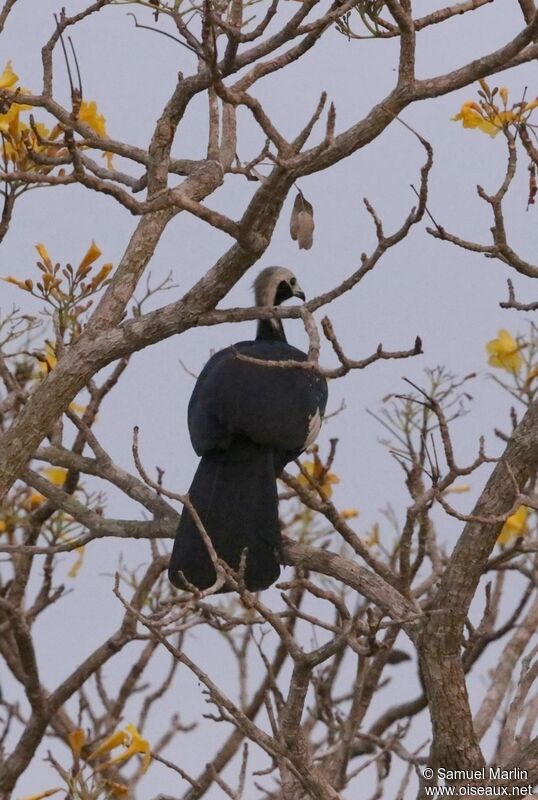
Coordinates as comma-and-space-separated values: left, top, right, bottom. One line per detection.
1, 1, 537, 797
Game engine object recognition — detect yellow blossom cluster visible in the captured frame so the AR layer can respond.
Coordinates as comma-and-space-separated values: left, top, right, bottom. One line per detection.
294, 454, 363, 530
18, 724, 150, 799
484, 331, 536, 546
452, 102, 518, 137
4, 240, 113, 338
87, 723, 152, 774
0, 61, 62, 174
452, 80, 538, 138
297, 457, 340, 498
0, 61, 111, 176
18, 725, 151, 800
0, 467, 88, 579
0, 467, 68, 534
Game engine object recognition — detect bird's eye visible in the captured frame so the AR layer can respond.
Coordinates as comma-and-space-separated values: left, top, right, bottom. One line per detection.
290, 277, 296, 286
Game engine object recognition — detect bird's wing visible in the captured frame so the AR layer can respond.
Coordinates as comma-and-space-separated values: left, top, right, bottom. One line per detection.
188, 341, 327, 455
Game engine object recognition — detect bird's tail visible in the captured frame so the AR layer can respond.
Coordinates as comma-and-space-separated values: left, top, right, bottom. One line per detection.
168, 438, 281, 592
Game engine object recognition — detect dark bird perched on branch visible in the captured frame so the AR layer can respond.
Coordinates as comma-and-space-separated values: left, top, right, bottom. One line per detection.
168, 267, 328, 592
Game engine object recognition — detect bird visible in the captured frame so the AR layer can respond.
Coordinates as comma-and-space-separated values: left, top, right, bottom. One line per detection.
168, 267, 328, 593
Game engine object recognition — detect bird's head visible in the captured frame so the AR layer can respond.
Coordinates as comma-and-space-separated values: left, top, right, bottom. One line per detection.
254, 267, 305, 308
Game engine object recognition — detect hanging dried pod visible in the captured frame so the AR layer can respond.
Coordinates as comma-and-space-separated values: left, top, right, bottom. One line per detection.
290, 192, 315, 250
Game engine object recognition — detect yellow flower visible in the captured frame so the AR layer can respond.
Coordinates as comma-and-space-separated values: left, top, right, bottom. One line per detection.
79, 100, 107, 137
77, 240, 102, 274
68, 728, 86, 757
0, 60, 18, 89
297, 460, 340, 498
3, 276, 31, 291
498, 506, 529, 545
88, 728, 129, 761
0, 519, 6, 533
119, 724, 152, 774
68, 546, 85, 579
524, 98, 538, 112
103, 781, 129, 798
42, 467, 67, 486
77, 100, 112, 167
90, 262, 113, 289
452, 102, 499, 137
495, 110, 519, 127
499, 86, 509, 106
90, 724, 151, 773
340, 508, 359, 519
0, 104, 20, 134
24, 491, 44, 510
35, 343, 57, 376
452, 97, 519, 137
486, 330, 523, 373
35, 243, 53, 271
17, 790, 61, 800
364, 522, 380, 547
0, 66, 62, 176
0, 110, 49, 172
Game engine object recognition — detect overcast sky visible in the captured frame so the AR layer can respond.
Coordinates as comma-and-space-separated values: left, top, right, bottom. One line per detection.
1, 1, 538, 797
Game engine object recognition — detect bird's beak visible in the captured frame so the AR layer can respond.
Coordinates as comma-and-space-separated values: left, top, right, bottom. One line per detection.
293, 285, 306, 302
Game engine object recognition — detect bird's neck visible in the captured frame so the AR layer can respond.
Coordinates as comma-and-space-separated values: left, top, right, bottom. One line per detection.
256, 317, 287, 342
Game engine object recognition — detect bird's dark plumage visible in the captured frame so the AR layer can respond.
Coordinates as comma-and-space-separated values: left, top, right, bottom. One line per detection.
168, 267, 328, 592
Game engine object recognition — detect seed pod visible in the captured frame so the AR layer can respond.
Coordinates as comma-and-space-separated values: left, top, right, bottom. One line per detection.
290, 192, 314, 250
296, 211, 314, 249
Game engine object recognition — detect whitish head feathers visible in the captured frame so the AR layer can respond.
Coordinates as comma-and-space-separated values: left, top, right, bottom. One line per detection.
253, 267, 304, 307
